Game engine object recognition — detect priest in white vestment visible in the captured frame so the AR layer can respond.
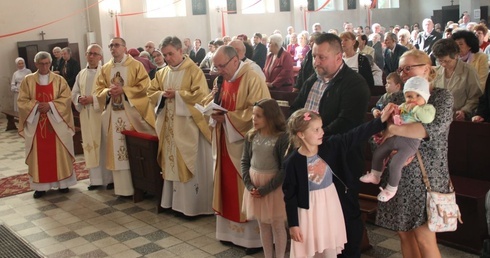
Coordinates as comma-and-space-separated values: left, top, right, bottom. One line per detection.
94, 37, 156, 197
72, 44, 113, 190
18, 51, 77, 199
147, 36, 214, 216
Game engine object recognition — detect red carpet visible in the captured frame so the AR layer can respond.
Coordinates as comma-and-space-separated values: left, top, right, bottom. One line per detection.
0, 161, 89, 198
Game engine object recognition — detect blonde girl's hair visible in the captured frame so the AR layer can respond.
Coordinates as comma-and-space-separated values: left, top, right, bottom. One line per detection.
246, 99, 286, 141
287, 108, 322, 148
399, 49, 436, 84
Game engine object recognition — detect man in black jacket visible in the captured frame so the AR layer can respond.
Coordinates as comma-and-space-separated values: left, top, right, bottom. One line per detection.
60, 47, 81, 89
251, 32, 267, 69
414, 18, 442, 65
290, 32, 370, 258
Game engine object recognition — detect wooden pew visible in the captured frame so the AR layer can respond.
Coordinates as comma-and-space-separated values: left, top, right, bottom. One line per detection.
269, 90, 298, 118
437, 121, 490, 253
121, 130, 164, 213
1, 110, 18, 131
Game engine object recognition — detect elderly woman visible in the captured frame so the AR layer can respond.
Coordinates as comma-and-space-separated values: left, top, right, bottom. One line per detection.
340, 31, 374, 87
286, 33, 298, 57
11, 57, 32, 112
397, 29, 414, 50
474, 24, 490, 51
432, 38, 482, 121
452, 30, 489, 91
376, 49, 454, 258
263, 34, 294, 91
294, 31, 310, 67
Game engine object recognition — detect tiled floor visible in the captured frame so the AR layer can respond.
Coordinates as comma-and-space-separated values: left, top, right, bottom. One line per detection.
0, 118, 479, 258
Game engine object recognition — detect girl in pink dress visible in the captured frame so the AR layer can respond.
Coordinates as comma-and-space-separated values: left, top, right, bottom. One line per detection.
242, 99, 290, 258
283, 108, 392, 257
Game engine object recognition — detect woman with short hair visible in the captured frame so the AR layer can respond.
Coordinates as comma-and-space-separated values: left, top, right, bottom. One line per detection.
432, 38, 482, 121
397, 29, 414, 50
452, 30, 489, 91
263, 34, 294, 92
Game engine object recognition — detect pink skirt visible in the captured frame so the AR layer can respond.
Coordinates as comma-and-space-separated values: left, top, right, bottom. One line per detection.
291, 184, 347, 258
242, 168, 287, 224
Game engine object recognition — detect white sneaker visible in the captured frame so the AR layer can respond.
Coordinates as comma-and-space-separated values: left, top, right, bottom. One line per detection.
377, 187, 396, 202
360, 172, 381, 184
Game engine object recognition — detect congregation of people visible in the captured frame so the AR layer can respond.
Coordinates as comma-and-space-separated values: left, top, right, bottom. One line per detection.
10, 10, 490, 258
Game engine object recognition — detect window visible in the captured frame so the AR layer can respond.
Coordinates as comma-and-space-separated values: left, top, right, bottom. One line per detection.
377, 0, 399, 9
315, 0, 344, 11
241, 0, 275, 14
146, 0, 186, 18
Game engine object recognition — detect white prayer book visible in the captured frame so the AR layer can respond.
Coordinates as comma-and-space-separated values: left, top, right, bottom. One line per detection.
194, 102, 228, 116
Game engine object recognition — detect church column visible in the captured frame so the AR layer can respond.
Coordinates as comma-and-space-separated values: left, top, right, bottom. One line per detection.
459, 0, 481, 22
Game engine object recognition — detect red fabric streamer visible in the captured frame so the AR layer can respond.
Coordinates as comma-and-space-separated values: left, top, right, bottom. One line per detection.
371, 0, 377, 9
115, 15, 120, 37
307, 0, 331, 13
118, 0, 182, 17
0, 0, 105, 39
221, 11, 226, 37
242, 0, 263, 11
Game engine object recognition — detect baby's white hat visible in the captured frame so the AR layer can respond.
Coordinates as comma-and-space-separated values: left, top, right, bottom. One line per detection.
403, 76, 430, 102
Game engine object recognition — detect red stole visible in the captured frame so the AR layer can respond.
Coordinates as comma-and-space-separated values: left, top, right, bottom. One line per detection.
35, 82, 58, 183
218, 76, 244, 222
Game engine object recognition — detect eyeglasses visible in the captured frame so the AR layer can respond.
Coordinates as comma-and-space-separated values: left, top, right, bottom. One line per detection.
86, 52, 101, 56
397, 64, 425, 73
215, 56, 236, 70
436, 58, 454, 65
108, 43, 124, 49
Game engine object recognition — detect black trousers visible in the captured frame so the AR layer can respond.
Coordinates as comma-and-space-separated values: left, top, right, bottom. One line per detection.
337, 188, 363, 258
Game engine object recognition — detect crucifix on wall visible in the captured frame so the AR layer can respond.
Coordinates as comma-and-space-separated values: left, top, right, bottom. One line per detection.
39, 31, 46, 40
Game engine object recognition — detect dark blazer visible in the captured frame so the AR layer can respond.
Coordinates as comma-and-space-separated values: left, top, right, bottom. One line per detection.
294, 49, 314, 91
190, 48, 206, 64
290, 63, 370, 188
60, 58, 81, 89
252, 42, 267, 69
475, 73, 490, 121
357, 53, 374, 88
383, 44, 408, 74
372, 41, 384, 71
263, 48, 294, 91
52, 58, 63, 73
283, 118, 385, 227
415, 30, 442, 65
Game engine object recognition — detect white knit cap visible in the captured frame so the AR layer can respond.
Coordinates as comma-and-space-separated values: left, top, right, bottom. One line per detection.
403, 76, 431, 102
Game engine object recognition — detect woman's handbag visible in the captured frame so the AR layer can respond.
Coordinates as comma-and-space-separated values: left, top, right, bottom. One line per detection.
416, 151, 463, 232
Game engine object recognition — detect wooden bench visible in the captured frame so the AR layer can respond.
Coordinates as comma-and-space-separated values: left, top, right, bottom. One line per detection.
121, 130, 164, 213
269, 90, 298, 118
1, 110, 18, 131
359, 194, 377, 252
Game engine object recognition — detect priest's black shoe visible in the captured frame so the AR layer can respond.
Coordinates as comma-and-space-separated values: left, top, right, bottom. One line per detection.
244, 247, 262, 255
87, 185, 101, 191
106, 183, 114, 190
33, 191, 46, 199
58, 188, 69, 194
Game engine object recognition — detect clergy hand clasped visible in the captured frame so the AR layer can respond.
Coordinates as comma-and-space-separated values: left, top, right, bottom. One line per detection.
38, 102, 51, 114
163, 89, 175, 99
109, 84, 123, 97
